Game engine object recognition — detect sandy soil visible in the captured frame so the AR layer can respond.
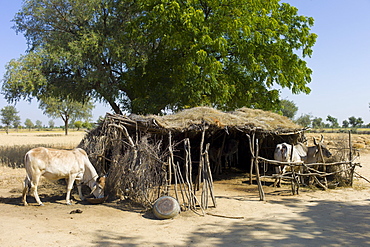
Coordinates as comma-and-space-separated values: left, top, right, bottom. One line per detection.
1, 133, 370, 246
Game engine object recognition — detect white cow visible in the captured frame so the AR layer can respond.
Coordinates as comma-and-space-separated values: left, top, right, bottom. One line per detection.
22, 147, 105, 206
273, 136, 332, 187
273, 143, 303, 187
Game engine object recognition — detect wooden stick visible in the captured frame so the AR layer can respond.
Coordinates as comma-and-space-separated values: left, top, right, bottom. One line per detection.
206, 212, 244, 219
254, 138, 265, 201
175, 161, 187, 207
354, 171, 370, 183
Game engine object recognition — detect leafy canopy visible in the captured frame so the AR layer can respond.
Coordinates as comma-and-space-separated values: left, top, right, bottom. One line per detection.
39, 97, 94, 135
2, 0, 317, 114
0, 105, 20, 134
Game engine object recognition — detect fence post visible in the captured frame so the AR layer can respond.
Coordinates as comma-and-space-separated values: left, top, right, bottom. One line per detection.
254, 138, 265, 201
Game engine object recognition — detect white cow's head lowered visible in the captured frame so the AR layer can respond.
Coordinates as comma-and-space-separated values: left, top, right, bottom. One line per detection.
90, 175, 106, 198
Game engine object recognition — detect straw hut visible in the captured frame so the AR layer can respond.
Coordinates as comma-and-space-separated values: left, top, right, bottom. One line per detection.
78, 107, 305, 209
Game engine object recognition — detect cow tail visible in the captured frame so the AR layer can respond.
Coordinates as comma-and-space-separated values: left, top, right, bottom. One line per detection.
24, 152, 33, 189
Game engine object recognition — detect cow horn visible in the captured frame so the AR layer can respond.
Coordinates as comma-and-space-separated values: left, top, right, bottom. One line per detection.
90, 184, 97, 195
320, 134, 324, 142
313, 137, 317, 146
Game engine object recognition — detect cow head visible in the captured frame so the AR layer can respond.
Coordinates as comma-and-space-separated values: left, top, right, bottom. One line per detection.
90, 175, 106, 198
313, 135, 332, 161
274, 143, 289, 161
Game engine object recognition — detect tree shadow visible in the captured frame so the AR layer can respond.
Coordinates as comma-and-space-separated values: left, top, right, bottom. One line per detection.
184, 198, 370, 246
91, 197, 370, 246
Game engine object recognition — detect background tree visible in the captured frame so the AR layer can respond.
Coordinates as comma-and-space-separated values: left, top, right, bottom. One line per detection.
24, 118, 34, 131
35, 120, 42, 130
39, 97, 94, 135
2, 0, 317, 115
295, 114, 312, 128
0, 105, 20, 134
280, 99, 298, 119
82, 121, 93, 130
312, 117, 324, 129
342, 120, 349, 128
13, 115, 21, 132
74, 121, 83, 131
48, 120, 55, 130
326, 115, 339, 129
348, 116, 363, 128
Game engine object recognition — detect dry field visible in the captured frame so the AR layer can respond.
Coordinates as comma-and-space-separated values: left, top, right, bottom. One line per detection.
0, 130, 85, 148
1, 131, 370, 246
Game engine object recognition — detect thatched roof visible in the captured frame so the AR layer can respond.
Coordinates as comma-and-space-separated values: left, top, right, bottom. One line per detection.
117, 106, 302, 134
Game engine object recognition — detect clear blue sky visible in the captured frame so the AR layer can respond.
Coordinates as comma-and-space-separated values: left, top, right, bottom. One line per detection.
1, 0, 370, 126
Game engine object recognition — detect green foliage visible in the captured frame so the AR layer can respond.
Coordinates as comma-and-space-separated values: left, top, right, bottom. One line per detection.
13, 115, 21, 129
82, 121, 93, 130
24, 118, 34, 131
35, 120, 42, 130
39, 97, 94, 135
295, 113, 312, 128
0, 105, 20, 134
342, 120, 349, 128
279, 99, 298, 119
348, 116, 363, 128
2, 0, 316, 115
48, 120, 55, 129
312, 117, 324, 129
74, 121, 83, 131
326, 115, 339, 128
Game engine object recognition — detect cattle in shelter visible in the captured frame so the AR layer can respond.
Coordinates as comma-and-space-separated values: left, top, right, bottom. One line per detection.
273, 143, 303, 187
273, 136, 332, 187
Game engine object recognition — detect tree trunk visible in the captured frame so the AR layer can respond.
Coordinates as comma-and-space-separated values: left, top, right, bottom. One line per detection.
64, 117, 69, 135
107, 99, 122, 115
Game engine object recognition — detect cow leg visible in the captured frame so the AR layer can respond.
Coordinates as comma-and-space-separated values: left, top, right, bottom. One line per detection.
274, 165, 282, 187
22, 177, 30, 206
76, 181, 85, 201
31, 174, 44, 206
66, 175, 78, 205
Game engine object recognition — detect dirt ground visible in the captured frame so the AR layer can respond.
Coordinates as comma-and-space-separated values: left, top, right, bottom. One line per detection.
1, 132, 370, 246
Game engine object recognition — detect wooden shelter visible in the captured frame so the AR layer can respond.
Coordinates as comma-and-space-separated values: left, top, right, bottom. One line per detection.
79, 107, 308, 210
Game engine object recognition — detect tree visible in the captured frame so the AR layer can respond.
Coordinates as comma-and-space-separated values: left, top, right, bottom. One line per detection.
24, 118, 34, 131
48, 120, 55, 130
295, 114, 312, 128
13, 115, 21, 131
342, 120, 349, 128
74, 121, 83, 131
0, 105, 20, 134
280, 99, 298, 119
348, 116, 363, 128
35, 120, 42, 130
39, 97, 94, 135
326, 115, 339, 129
2, 0, 317, 115
82, 121, 93, 130
312, 117, 324, 129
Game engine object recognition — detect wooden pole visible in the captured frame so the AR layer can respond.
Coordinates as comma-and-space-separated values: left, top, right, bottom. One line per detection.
349, 130, 354, 186
197, 127, 206, 191
254, 138, 265, 201
247, 132, 255, 185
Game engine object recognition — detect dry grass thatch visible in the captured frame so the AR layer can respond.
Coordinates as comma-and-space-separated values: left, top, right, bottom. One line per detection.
135, 107, 302, 132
